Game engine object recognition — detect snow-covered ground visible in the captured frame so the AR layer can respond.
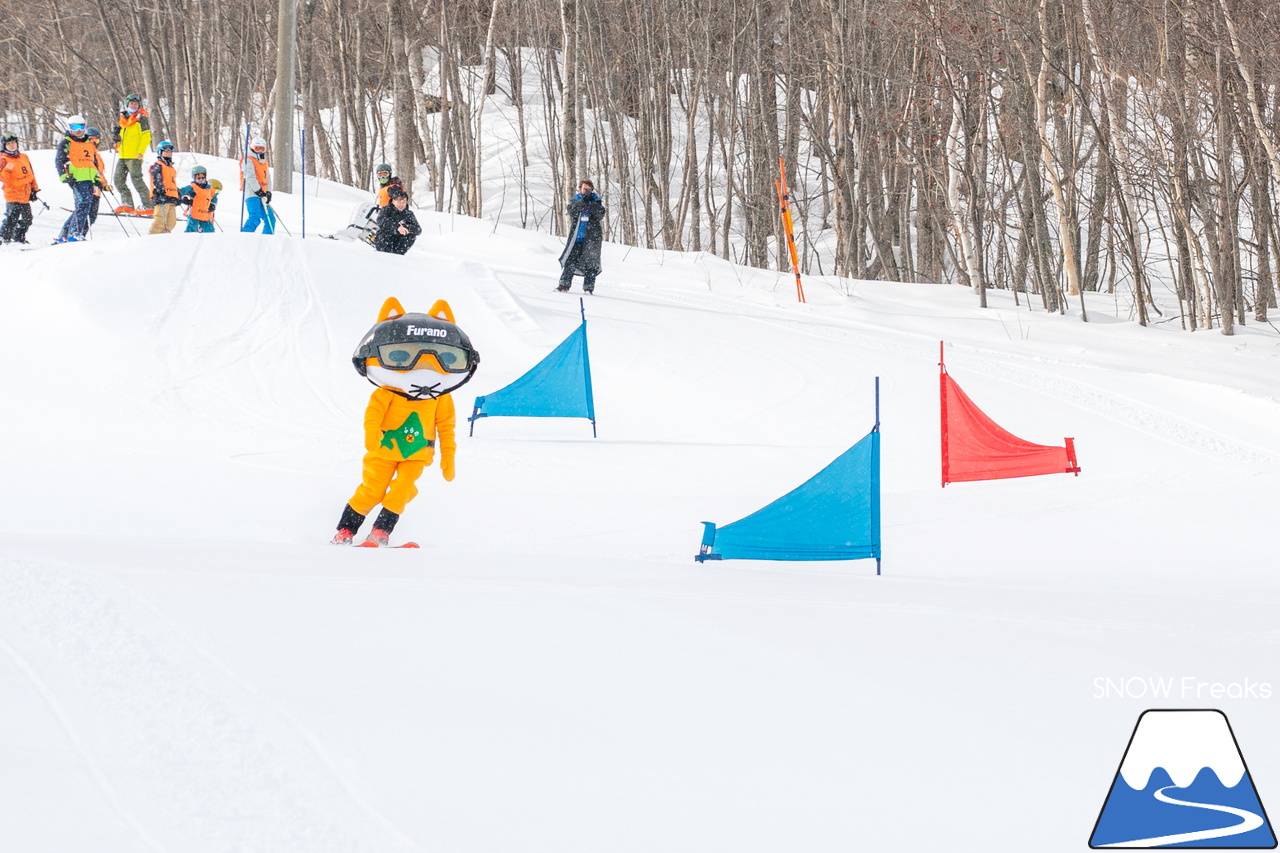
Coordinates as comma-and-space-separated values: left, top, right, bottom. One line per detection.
3, 152, 1280, 851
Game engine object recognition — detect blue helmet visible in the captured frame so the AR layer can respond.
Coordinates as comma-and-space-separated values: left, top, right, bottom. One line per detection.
157, 140, 175, 152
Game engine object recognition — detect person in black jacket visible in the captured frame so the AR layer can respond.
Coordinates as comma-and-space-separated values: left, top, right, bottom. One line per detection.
556, 179, 605, 294
372, 185, 421, 255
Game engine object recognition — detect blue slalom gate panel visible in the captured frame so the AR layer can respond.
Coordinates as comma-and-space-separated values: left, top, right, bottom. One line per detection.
697, 428, 881, 569
469, 300, 596, 435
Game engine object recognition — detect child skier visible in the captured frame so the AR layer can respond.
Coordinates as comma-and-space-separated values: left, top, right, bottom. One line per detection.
374, 164, 402, 208
240, 136, 276, 234
178, 166, 218, 233
53, 115, 101, 243
0, 133, 39, 245
332, 298, 480, 547
86, 128, 110, 230
148, 140, 180, 234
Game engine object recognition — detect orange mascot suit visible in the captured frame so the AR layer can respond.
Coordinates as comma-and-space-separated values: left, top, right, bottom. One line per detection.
333, 297, 481, 547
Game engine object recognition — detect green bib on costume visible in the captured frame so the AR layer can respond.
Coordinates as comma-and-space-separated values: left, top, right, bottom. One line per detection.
380, 411, 433, 459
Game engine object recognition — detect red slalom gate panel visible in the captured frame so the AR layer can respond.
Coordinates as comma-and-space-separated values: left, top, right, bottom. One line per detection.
939, 344, 1081, 487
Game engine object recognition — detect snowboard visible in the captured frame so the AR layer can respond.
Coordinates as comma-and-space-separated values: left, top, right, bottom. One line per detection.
322, 202, 379, 244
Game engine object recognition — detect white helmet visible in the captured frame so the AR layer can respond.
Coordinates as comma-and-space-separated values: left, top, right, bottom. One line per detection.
251, 136, 267, 150
68, 114, 86, 127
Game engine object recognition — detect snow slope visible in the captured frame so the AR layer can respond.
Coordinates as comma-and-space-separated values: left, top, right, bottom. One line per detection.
3, 156, 1280, 852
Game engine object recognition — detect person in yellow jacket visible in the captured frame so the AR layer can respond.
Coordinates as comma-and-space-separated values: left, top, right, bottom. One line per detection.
332, 298, 481, 547
111, 94, 152, 212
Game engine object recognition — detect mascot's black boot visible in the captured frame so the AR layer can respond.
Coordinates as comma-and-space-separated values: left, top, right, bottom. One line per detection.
332, 504, 367, 545
365, 508, 400, 546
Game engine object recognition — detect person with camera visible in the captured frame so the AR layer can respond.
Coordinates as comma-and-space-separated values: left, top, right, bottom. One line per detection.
556, 179, 606, 294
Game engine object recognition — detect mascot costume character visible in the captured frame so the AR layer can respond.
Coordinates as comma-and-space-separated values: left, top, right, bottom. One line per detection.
332, 297, 480, 547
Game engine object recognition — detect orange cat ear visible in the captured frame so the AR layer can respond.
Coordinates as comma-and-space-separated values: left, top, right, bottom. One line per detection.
377, 297, 407, 322
426, 300, 455, 323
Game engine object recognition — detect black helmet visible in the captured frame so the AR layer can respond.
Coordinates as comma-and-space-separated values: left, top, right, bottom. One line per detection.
86, 127, 102, 140
353, 312, 480, 399
1, 133, 17, 147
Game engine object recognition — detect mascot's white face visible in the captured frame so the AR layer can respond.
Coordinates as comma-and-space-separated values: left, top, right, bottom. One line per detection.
356, 298, 479, 400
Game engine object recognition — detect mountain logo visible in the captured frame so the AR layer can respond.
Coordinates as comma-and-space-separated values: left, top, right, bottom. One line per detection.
1090, 709, 1276, 848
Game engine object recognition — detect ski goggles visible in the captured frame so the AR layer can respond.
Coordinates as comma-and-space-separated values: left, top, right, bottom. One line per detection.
69, 123, 86, 132
377, 342, 473, 373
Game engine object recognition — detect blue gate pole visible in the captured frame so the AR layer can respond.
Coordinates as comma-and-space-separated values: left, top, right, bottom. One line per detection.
580, 297, 597, 437
300, 128, 306, 239
239, 124, 250, 230
875, 376, 882, 576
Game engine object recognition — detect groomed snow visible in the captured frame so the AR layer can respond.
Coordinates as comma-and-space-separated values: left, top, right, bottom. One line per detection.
2, 151, 1280, 851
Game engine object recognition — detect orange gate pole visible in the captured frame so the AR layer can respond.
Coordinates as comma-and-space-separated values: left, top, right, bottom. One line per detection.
775, 157, 806, 303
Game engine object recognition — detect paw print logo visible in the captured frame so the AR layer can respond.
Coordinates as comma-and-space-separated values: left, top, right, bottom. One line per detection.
383, 412, 429, 459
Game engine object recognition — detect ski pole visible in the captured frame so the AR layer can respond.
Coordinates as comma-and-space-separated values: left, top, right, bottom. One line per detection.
102, 185, 140, 237
266, 203, 291, 236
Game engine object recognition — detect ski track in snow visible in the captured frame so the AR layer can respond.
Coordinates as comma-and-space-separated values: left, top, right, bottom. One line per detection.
605, 276, 1280, 468
948, 345, 1280, 468
0, 633, 167, 852
0, 557, 423, 853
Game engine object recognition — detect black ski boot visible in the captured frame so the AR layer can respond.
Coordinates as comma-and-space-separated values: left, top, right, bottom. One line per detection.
362, 508, 400, 547
332, 504, 366, 545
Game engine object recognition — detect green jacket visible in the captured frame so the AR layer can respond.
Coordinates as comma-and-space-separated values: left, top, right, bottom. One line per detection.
54, 136, 100, 183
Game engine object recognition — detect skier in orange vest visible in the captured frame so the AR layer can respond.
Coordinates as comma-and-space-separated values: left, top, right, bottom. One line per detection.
179, 166, 219, 233
240, 136, 276, 234
0, 132, 40, 244
53, 115, 101, 243
148, 140, 181, 234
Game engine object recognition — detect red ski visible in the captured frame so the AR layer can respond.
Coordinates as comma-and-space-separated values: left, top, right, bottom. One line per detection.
356, 541, 419, 549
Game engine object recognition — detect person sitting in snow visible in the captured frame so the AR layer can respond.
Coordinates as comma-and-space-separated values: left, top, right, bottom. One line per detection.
371, 185, 421, 255
556, 179, 606, 294
332, 297, 480, 547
